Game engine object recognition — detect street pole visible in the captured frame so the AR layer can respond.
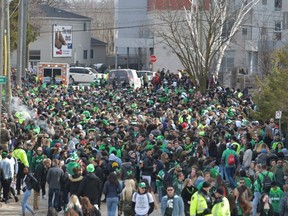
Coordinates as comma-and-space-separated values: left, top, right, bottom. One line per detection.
0, 0, 4, 142
17, 0, 24, 87
22, 0, 28, 82
5, 0, 12, 115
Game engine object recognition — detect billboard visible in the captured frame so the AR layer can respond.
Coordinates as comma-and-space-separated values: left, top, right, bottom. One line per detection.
53, 25, 72, 57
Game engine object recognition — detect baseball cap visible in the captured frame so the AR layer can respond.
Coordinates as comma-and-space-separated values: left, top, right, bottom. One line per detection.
138, 182, 146, 188
202, 181, 211, 188
215, 188, 224, 195
1, 150, 8, 157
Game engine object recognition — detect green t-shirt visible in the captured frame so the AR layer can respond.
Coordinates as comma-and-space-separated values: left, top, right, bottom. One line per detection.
257, 171, 275, 193
222, 148, 237, 167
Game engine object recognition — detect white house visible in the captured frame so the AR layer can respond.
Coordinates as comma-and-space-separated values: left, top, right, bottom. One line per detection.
12, 4, 107, 70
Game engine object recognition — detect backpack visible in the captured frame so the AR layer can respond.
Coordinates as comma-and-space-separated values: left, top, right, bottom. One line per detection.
227, 153, 235, 165
121, 164, 135, 180
121, 191, 133, 212
260, 172, 272, 193
109, 160, 120, 173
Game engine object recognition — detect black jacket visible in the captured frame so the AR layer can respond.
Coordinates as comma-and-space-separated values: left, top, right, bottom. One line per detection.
77, 173, 101, 204
216, 144, 226, 165
142, 156, 154, 176
24, 173, 37, 190
65, 175, 83, 195
34, 163, 49, 184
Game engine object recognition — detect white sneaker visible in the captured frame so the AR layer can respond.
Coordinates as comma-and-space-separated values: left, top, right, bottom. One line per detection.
42, 195, 47, 200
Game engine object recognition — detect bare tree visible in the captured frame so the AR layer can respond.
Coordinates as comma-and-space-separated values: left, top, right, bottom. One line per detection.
156, 0, 260, 92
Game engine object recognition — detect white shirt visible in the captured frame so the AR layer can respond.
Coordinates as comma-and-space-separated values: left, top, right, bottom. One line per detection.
132, 192, 154, 215
8, 157, 18, 176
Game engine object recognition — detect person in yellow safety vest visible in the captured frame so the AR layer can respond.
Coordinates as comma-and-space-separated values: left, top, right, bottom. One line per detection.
12, 142, 29, 195
211, 188, 230, 216
190, 181, 213, 216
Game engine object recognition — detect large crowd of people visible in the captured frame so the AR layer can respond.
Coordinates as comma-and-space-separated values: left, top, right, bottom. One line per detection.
0, 70, 288, 216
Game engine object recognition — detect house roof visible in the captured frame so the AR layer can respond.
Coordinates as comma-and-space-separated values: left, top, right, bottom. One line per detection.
32, 4, 91, 20
91, 37, 107, 46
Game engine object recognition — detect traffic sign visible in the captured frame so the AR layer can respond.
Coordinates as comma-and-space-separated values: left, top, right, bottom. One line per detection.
275, 111, 282, 119
0, 76, 6, 84
150, 55, 157, 63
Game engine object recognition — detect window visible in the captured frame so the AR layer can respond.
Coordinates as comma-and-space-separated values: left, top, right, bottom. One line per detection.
242, 28, 248, 36
221, 20, 234, 39
274, 21, 282, 41
29, 50, 40, 60
83, 23, 87, 31
260, 27, 268, 40
90, 49, 94, 59
262, 0, 267, 5
275, 0, 282, 11
83, 50, 88, 59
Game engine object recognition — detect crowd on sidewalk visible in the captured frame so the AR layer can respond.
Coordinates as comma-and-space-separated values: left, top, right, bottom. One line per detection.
0, 70, 288, 216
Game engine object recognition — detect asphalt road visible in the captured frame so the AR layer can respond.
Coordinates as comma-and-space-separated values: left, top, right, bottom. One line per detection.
0, 191, 161, 216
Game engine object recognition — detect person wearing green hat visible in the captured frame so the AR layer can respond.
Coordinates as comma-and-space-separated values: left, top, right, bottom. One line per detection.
132, 181, 155, 215
77, 163, 101, 206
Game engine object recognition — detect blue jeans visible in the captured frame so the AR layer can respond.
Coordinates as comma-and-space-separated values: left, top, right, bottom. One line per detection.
48, 188, 61, 210
106, 197, 118, 216
219, 164, 227, 180
22, 189, 33, 214
225, 166, 236, 188
252, 192, 261, 216
157, 186, 163, 203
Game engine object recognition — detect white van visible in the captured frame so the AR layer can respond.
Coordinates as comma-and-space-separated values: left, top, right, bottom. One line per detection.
107, 69, 142, 89
69, 67, 98, 84
137, 70, 156, 84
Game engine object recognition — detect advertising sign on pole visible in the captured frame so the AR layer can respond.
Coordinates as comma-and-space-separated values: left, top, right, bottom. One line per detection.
53, 25, 72, 57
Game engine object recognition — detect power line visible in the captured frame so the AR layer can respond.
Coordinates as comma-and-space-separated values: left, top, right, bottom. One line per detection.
10, 0, 22, 18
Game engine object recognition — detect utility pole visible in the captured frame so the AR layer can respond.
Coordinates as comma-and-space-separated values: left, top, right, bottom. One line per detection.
5, 0, 12, 115
17, 0, 24, 87
16, 0, 28, 87
0, 0, 5, 142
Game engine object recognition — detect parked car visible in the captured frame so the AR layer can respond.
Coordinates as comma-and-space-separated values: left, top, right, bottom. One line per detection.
107, 69, 141, 89
69, 67, 98, 84
91, 63, 108, 74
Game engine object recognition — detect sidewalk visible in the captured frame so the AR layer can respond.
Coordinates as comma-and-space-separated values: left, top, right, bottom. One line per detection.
0, 193, 160, 216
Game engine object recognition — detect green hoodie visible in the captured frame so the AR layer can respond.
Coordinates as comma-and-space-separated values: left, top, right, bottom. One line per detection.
269, 186, 284, 213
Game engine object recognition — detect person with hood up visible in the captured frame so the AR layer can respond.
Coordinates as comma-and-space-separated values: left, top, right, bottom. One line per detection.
120, 157, 135, 181
77, 164, 101, 206
269, 181, 284, 216
108, 153, 122, 173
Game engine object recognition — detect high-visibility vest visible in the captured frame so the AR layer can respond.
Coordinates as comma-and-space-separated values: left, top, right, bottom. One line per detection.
212, 197, 230, 216
190, 191, 212, 216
